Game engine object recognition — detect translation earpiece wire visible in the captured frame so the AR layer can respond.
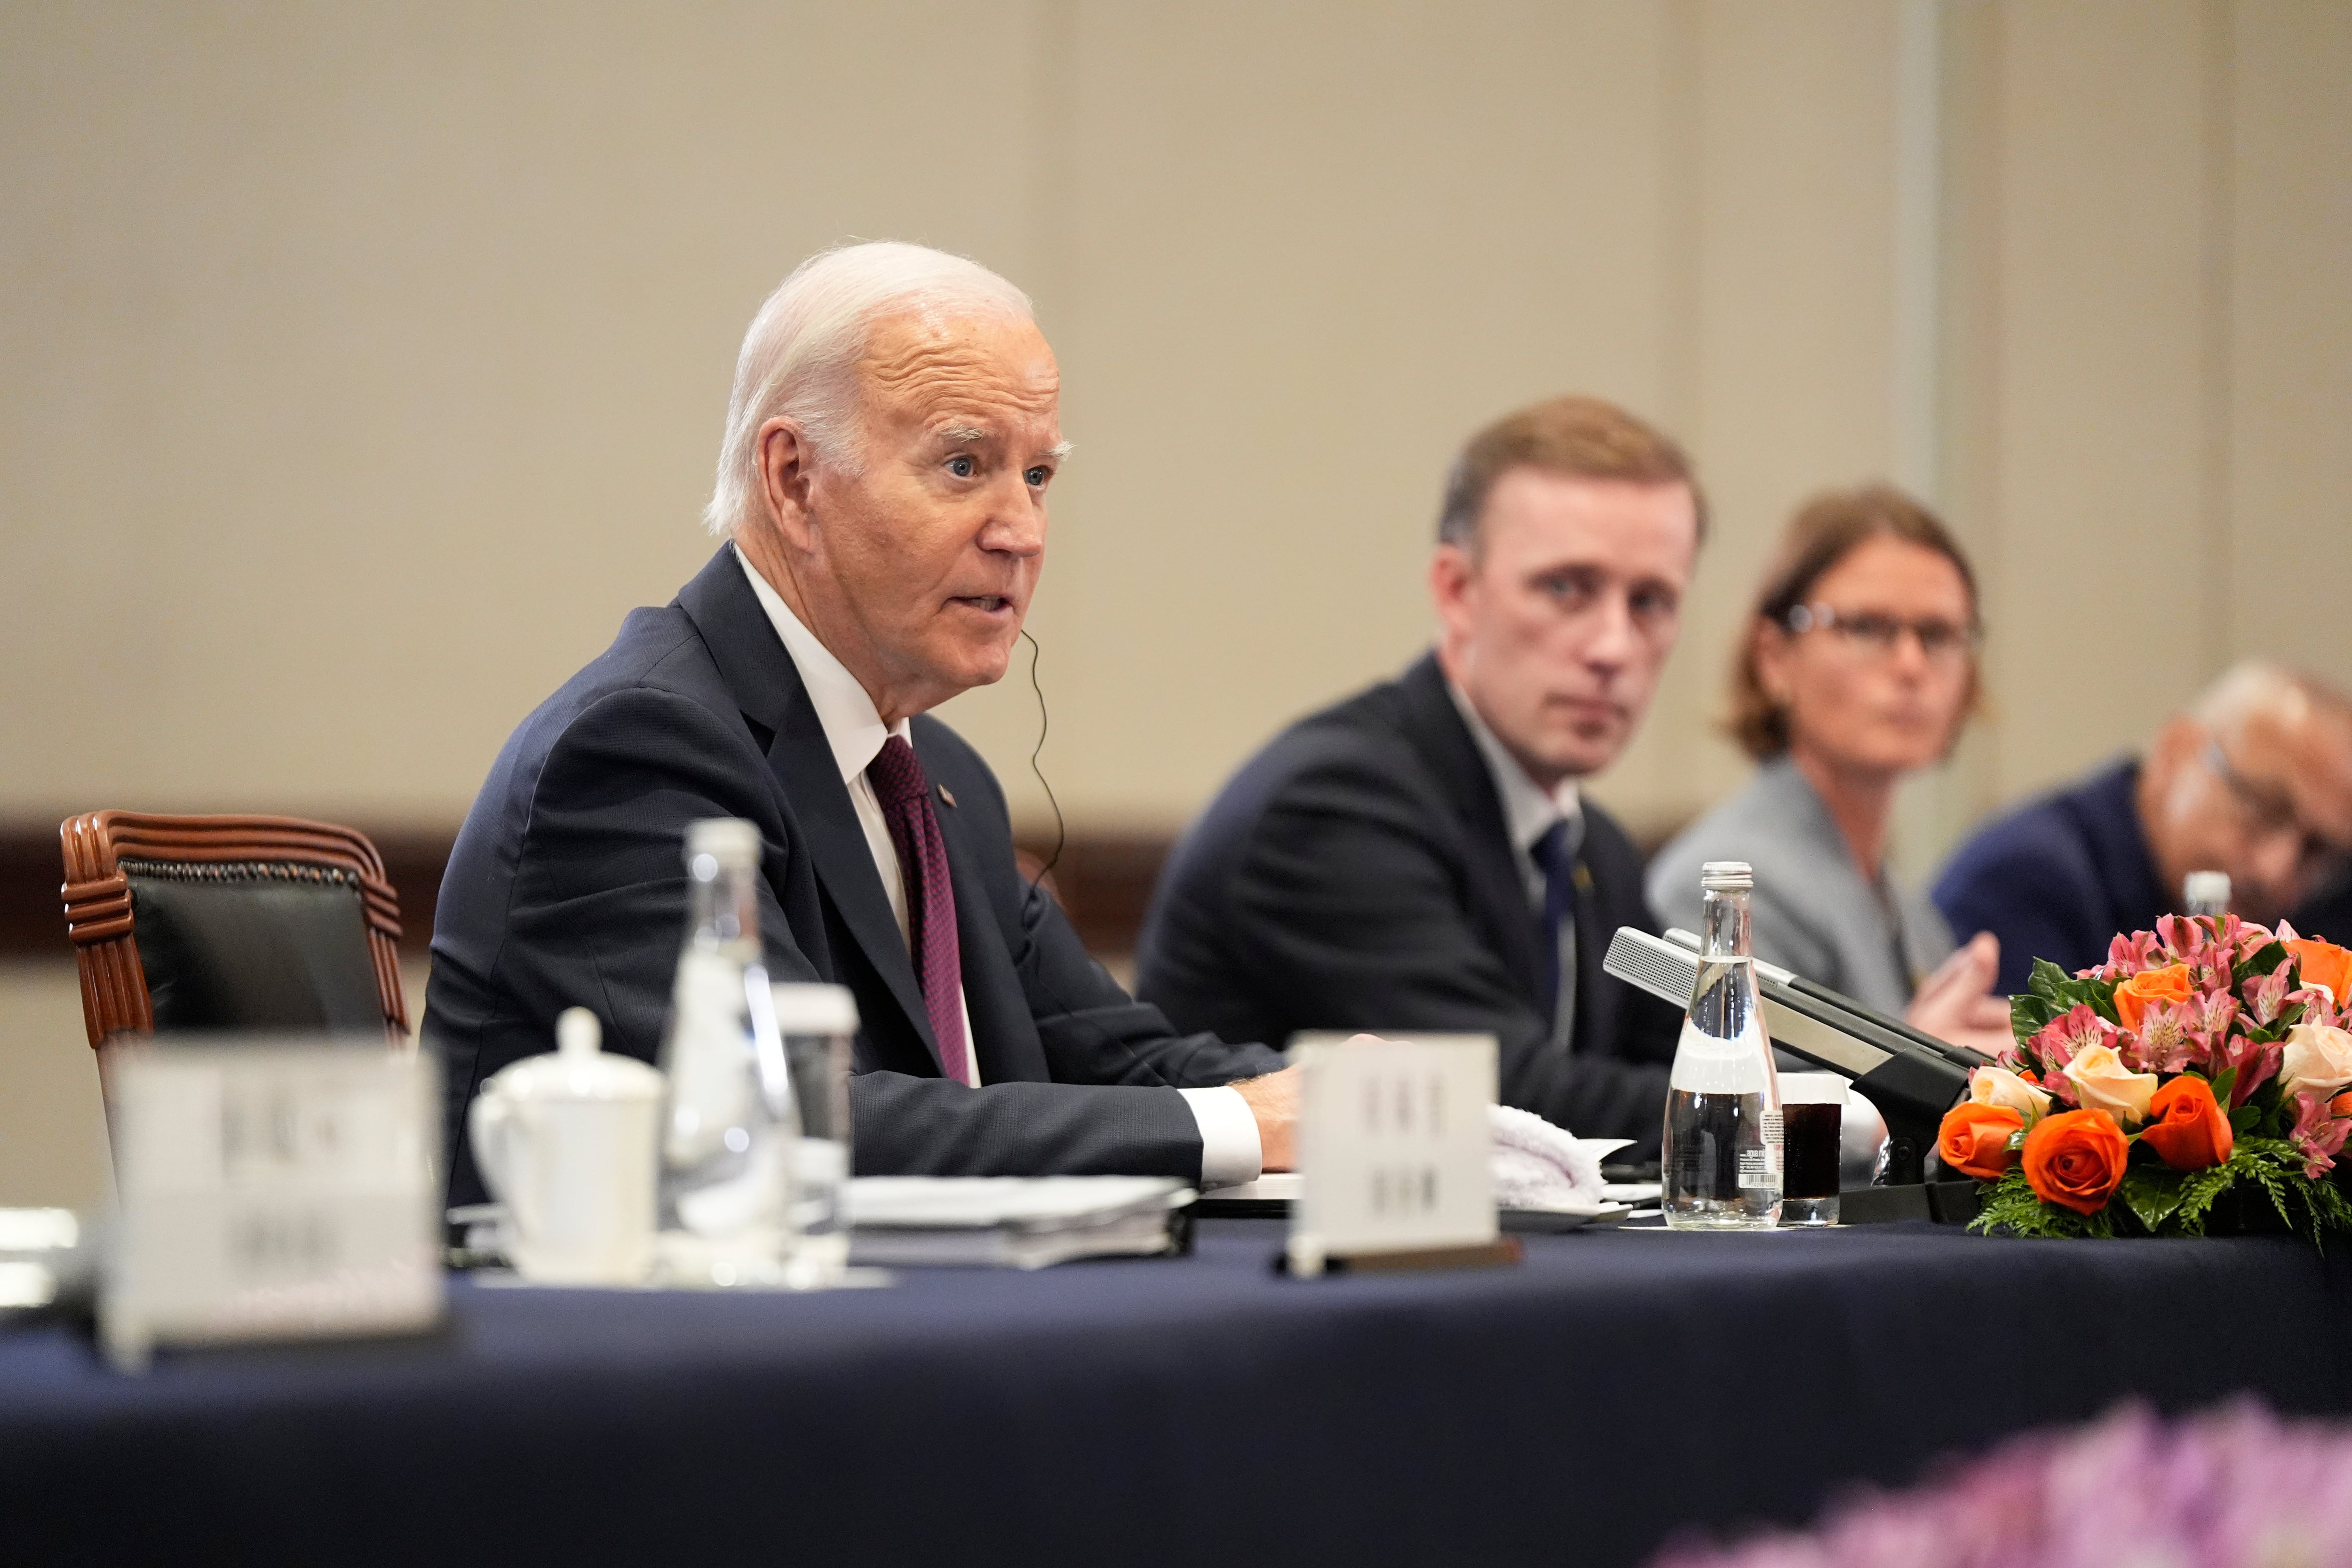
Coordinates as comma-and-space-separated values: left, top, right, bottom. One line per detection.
1022, 628, 1068, 887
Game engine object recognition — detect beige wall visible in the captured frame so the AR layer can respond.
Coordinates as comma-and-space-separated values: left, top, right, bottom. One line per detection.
0, 964, 110, 1211
4, 4, 2349, 1208
7, 0, 2346, 850
1945, 0, 2352, 810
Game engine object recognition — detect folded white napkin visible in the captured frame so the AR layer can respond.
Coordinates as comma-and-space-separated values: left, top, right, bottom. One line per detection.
1488, 1103, 1607, 1208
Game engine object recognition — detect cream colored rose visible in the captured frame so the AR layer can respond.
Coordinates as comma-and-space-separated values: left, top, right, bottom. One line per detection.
2278, 1023, 2352, 1099
1970, 1065, 2053, 1126
2062, 1043, 2158, 1128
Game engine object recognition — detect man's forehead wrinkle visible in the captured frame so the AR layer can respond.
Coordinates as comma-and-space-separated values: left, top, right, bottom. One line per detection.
863, 336, 994, 390
897, 380, 1057, 431
860, 318, 1056, 393
849, 318, 1060, 465
863, 355, 1059, 432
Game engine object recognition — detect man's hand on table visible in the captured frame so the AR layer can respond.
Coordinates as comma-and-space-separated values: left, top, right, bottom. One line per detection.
1232, 1033, 1384, 1172
1906, 931, 2013, 1059
1233, 1067, 1301, 1171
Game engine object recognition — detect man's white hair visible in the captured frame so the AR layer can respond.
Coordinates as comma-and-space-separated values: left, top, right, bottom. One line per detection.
703, 241, 1035, 536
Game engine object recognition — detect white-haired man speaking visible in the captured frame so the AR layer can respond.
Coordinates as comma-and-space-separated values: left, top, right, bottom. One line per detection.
425, 243, 1296, 1203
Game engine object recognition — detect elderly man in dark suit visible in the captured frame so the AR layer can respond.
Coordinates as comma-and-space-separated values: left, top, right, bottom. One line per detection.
1935, 664, 2352, 991
426, 242, 1290, 1205
1136, 397, 1698, 1156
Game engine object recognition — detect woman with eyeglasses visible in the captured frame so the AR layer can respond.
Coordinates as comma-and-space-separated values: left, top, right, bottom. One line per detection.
1648, 484, 2013, 1055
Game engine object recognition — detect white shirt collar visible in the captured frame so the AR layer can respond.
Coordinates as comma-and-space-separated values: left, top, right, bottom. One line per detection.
1445, 674, 1582, 859
735, 545, 909, 784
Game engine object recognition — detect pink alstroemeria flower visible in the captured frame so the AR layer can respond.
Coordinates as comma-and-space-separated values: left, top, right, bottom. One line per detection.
2248, 957, 2297, 1027
2180, 992, 2241, 1076
2167, 916, 2241, 995
2207, 910, 2265, 954
2290, 1090, 2351, 1179
2098, 930, 2165, 981
2027, 1005, 2115, 1105
2215, 1031, 2284, 1107
2127, 1000, 2198, 1075
1986, 1033, 2030, 1072
2156, 914, 2206, 964
2281, 986, 2346, 1034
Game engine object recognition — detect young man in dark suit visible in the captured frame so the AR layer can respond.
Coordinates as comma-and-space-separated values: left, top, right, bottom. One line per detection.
427, 243, 1292, 1205
1136, 398, 1700, 1155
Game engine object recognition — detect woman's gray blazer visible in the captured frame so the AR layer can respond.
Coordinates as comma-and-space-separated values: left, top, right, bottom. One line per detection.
1646, 756, 1954, 1015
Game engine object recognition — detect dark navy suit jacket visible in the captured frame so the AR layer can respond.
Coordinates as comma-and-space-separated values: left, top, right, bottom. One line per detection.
425, 548, 1281, 1204
1931, 758, 2164, 995
2297, 875, 2352, 949
1134, 653, 1682, 1158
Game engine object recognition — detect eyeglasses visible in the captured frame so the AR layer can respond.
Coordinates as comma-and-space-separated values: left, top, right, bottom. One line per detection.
1782, 603, 1982, 665
2201, 739, 2350, 876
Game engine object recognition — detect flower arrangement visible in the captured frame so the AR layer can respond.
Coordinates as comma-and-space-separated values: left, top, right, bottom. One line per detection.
1936, 915, 2352, 1242
1650, 1401, 2352, 1568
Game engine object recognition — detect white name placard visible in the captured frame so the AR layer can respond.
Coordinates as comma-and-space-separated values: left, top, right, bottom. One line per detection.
100, 1039, 444, 1369
1285, 1032, 1497, 1276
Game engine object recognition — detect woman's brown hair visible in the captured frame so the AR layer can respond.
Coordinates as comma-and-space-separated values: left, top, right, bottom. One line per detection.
1728, 484, 1982, 761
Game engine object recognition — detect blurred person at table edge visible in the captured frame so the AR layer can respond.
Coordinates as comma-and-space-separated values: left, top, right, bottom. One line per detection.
1136, 397, 1699, 1157
1935, 663, 2352, 995
425, 242, 1295, 1206
1648, 485, 2013, 1057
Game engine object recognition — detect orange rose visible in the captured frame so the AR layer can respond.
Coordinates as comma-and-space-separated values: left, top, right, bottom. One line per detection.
2113, 963, 2194, 1033
2288, 939, 2352, 1007
2334, 1090, 2352, 1119
1938, 1102, 2025, 1181
2137, 1075, 2233, 1171
2022, 1107, 2130, 1215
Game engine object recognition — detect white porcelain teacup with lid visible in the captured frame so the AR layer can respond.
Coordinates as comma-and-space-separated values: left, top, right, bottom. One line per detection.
469, 1007, 666, 1284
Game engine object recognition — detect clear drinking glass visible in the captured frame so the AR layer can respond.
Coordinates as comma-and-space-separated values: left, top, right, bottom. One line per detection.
1778, 1072, 1845, 1226
1662, 860, 1783, 1230
772, 982, 858, 1289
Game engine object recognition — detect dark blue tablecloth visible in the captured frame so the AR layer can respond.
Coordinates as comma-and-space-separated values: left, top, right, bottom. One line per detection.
4, 1219, 2349, 1568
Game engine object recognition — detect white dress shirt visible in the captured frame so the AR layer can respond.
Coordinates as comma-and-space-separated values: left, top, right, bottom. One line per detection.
734, 549, 1262, 1183
1446, 677, 1584, 1048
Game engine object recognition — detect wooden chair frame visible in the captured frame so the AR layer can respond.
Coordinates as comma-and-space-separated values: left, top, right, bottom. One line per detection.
59, 812, 410, 1049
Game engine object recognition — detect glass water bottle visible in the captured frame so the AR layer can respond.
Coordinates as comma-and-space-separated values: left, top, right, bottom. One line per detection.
2183, 870, 2230, 920
656, 817, 800, 1283
1662, 860, 1783, 1230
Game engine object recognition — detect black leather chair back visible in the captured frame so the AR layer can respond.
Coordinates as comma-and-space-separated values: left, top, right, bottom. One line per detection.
62, 811, 409, 1049
124, 861, 388, 1033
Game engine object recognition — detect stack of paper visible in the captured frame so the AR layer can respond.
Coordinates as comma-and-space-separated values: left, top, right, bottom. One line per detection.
844, 1177, 1193, 1269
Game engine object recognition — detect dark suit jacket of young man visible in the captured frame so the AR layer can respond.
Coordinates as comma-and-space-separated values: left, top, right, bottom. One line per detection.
1135, 653, 1683, 1157
425, 547, 1283, 1205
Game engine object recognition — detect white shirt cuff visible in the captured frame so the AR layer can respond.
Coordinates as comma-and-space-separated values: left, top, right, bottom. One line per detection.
1178, 1086, 1263, 1189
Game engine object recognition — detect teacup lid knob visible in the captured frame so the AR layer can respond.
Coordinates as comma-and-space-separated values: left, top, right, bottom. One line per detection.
557, 1007, 601, 1059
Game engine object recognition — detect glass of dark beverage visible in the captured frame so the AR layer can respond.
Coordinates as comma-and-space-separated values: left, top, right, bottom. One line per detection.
1779, 1073, 1844, 1226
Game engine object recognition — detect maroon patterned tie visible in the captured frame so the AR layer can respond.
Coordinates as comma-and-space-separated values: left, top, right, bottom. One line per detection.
866, 736, 972, 1086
